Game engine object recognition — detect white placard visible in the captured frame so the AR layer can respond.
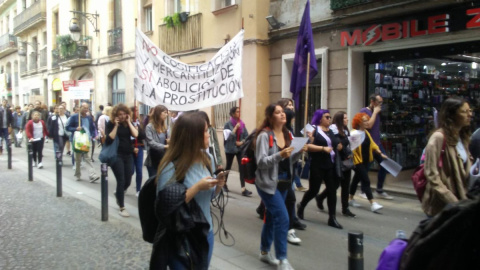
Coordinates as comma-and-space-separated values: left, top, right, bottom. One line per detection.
69, 87, 91, 100
291, 137, 309, 156
134, 28, 244, 111
300, 123, 314, 135
380, 158, 403, 177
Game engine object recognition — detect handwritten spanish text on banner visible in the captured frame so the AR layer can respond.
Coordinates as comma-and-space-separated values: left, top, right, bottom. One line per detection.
134, 28, 244, 111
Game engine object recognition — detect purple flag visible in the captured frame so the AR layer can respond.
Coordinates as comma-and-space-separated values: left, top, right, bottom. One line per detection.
290, 0, 318, 111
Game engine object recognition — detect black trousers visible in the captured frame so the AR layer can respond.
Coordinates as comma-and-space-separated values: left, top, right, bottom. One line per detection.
350, 163, 374, 200
318, 169, 351, 211
32, 139, 44, 163
110, 153, 133, 208
225, 152, 245, 188
300, 165, 338, 217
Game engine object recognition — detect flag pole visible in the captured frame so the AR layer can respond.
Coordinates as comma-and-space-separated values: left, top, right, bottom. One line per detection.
134, 18, 138, 155
301, 52, 311, 169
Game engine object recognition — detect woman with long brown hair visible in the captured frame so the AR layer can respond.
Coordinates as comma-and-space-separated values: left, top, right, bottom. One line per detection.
145, 105, 169, 178
150, 112, 225, 269
105, 104, 138, 217
423, 97, 473, 217
255, 104, 306, 270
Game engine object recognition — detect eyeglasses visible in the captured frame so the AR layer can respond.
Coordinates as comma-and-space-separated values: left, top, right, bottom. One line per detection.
325, 116, 331, 119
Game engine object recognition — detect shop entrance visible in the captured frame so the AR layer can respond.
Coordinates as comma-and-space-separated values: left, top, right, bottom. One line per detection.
365, 41, 480, 169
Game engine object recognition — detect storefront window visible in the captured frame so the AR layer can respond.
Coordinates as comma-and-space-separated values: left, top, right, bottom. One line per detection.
367, 57, 479, 169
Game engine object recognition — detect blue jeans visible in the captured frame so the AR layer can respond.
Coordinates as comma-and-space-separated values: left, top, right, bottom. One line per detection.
169, 230, 214, 269
256, 186, 289, 261
131, 146, 144, 192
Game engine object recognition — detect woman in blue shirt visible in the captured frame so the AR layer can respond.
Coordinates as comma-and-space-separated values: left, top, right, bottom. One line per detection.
154, 112, 226, 269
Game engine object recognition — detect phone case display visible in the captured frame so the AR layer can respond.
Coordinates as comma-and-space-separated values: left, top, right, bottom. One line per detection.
368, 60, 479, 169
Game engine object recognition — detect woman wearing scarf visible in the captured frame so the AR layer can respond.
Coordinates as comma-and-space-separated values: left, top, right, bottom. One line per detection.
223, 106, 251, 196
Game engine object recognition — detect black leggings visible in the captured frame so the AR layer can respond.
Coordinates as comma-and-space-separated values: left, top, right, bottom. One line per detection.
32, 139, 44, 163
319, 169, 351, 211
350, 163, 373, 200
300, 165, 338, 217
225, 152, 245, 187
110, 153, 133, 208
257, 183, 297, 229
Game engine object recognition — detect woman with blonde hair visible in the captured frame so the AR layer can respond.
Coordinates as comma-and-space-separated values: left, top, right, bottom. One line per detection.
150, 112, 225, 269
97, 106, 112, 145
145, 105, 169, 178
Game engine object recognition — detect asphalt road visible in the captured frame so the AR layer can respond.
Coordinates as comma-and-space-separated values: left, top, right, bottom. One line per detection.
0, 144, 426, 270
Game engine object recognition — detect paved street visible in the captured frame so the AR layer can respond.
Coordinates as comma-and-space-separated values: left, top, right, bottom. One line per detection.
0, 144, 426, 269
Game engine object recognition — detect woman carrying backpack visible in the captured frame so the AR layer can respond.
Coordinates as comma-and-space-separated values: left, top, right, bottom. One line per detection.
423, 97, 473, 217
255, 104, 307, 270
150, 112, 226, 270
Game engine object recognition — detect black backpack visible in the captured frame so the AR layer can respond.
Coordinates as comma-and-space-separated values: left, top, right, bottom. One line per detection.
138, 175, 158, 243
239, 129, 273, 184
400, 197, 480, 270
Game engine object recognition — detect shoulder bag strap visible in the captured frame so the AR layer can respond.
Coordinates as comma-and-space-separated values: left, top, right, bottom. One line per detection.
438, 135, 447, 168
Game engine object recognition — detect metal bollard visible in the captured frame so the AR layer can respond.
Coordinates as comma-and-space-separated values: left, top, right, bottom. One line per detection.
348, 231, 364, 270
101, 163, 108, 221
7, 143, 12, 169
56, 151, 62, 197
27, 143, 33, 181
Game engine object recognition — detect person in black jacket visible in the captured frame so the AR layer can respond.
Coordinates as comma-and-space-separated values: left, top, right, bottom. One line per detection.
297, 109, 343, 229
316, 111, 356, 218
0, 99, 13, 154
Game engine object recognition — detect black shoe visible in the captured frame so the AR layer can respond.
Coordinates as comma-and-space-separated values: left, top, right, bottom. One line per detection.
66, 151, 71, 156
297, 203, 305, 220
342, 208, 356, 218
242, 189, 252, 197
315, 195, 324, 211
223, 185, 229, 193
256, 206, 265, 219
328, 217, 343, 229
292, 220, 307, 230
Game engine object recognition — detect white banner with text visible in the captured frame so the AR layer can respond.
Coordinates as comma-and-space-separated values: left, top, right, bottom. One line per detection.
134, 28, 244, 111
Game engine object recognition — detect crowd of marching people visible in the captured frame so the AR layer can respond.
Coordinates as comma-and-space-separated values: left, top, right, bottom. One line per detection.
1, 95, 478, 270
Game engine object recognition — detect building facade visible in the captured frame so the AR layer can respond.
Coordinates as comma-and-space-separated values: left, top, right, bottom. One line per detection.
0, 0, 18, 105
268, 0, 480, 171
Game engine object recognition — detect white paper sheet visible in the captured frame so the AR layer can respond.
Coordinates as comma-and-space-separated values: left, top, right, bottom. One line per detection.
291, 137, 309, 156
300, 124, 315, 135
223, 129, 232, 141
380, 158, 403, 177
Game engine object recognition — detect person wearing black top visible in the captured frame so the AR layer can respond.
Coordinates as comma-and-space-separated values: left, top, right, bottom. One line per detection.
105, 104, 138, 217
130, 106, 147, 197
297, 109, 343, 229
316, 111, 356, 218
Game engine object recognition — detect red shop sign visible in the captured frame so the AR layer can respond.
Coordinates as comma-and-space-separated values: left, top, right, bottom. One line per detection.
62, 80, 76, 91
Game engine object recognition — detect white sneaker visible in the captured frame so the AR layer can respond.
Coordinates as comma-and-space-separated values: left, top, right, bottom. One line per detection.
32, 162, 37, 167
119, 208, 130, 217
371, 202, 383, 212
375, 191, 394, 200
287, 229, 301, 244
259, 251, 279, 266
359, 192, 368, 199
136, 191, 140, 197
75, 176, 81, 181
349, 199, 361, 208
38, 163, 43, 169
278, 259, 295, 270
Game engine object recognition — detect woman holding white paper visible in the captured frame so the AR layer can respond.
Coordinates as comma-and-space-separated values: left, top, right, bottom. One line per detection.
348, 113, 387, 212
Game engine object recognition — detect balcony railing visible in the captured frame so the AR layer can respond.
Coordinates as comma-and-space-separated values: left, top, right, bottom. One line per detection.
159, 13, 202, 54
58, 45, 92, 67
108, 27, 123, 55
331, 0, 371, 10
28, 53, 37, 71
13, 0, 46, 35
39, 47, 47, 68
0, 34, 17, 57
52, 49, 59, 69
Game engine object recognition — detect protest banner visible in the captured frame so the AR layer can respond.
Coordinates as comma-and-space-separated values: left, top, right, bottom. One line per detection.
134, 28, 244, 111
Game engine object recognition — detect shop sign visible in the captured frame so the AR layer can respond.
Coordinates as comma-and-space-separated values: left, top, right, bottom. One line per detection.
62, 80, 76, 91
52, 78, 62, 91
341, 6, 480, 47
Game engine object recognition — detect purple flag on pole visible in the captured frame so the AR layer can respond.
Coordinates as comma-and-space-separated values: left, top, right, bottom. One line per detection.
290, 0, 318, 111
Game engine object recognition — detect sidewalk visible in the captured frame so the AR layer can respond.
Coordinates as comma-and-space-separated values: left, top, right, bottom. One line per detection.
0, 146, 273, 270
